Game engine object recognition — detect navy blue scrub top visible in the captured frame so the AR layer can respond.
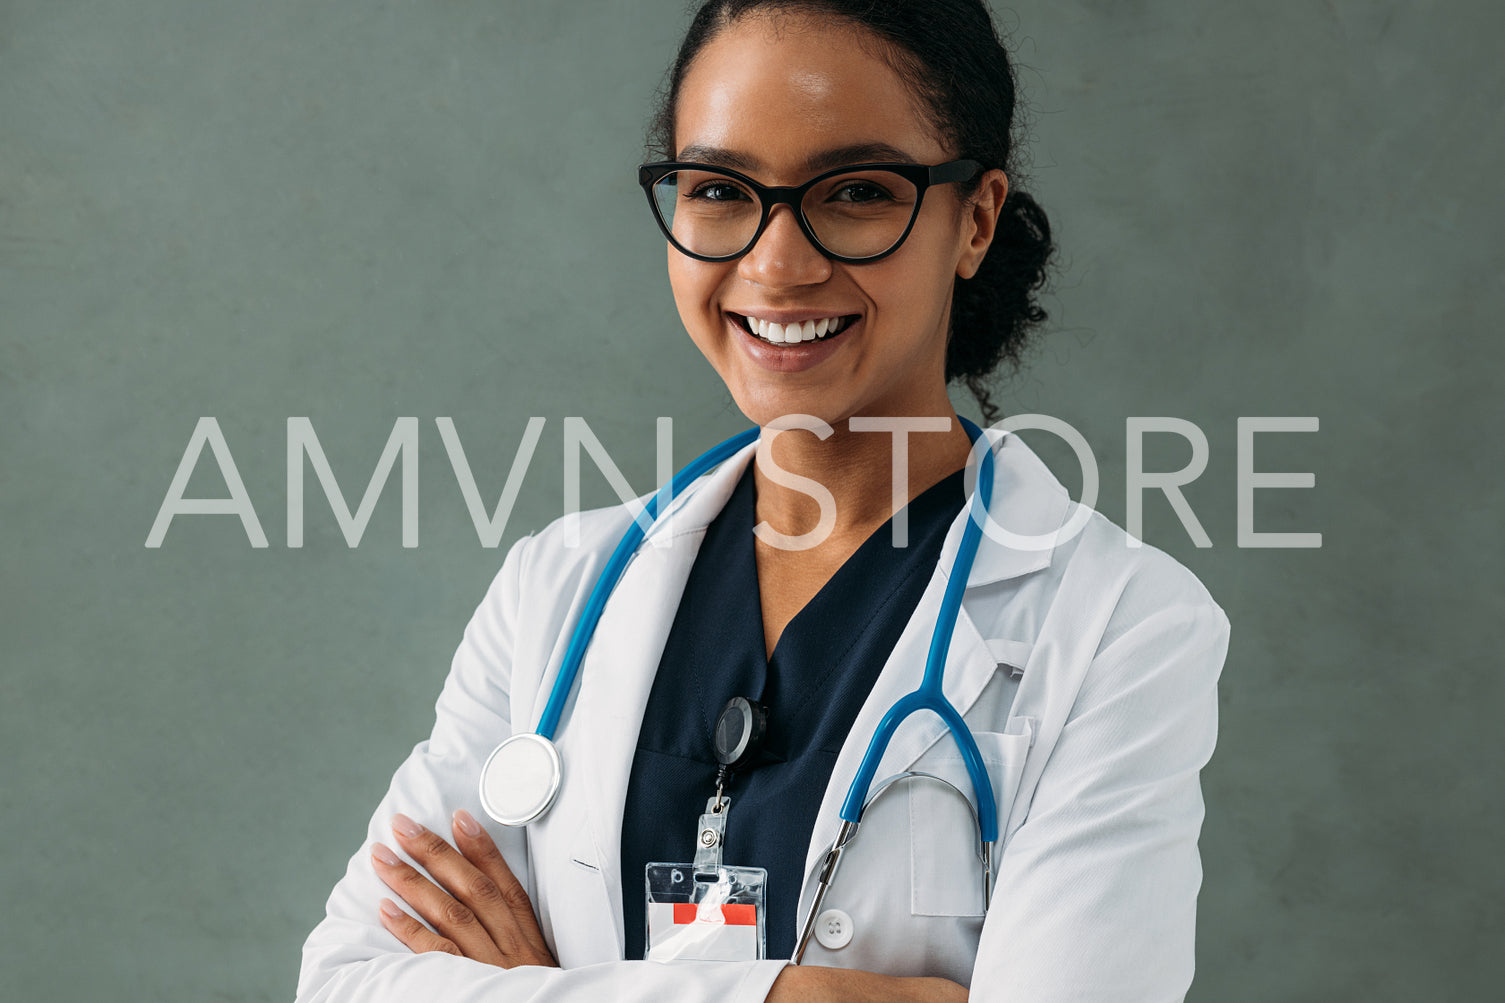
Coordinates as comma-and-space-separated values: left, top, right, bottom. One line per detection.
620, 459, 967, 960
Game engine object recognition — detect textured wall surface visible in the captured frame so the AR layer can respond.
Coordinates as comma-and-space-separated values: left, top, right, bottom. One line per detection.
2, 1, 1499, 999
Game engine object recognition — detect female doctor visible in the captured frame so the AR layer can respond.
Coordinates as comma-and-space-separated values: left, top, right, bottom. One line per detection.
297, 1, 1231, 1000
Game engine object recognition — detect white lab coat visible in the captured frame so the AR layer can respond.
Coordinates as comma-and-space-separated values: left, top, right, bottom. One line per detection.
297, 428, 1230, 1002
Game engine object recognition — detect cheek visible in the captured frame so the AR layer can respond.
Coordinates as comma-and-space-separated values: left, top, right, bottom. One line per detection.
666, 251, 693, 316
666, 256, 721, 323
869, 249, 954, 321
665, 256, 731, 366
894, 228, 965, 313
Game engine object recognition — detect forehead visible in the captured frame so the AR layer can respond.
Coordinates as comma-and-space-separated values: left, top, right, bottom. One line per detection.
674, 14, 945, 180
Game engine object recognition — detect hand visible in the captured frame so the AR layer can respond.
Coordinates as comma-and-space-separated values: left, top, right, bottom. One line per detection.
371, 809, 558, 969
767, 966, 967, 1003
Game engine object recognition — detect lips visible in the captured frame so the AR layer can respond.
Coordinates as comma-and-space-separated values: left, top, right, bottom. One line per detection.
723, 310, 858, 374
729, 312, 861, 346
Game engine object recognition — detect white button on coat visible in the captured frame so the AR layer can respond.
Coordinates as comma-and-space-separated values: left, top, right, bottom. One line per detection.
814, 909, 853, 950
296, 429, 1231, 1002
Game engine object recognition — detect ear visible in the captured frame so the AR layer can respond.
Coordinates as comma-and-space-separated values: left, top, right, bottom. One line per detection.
956, 169, 1009, 280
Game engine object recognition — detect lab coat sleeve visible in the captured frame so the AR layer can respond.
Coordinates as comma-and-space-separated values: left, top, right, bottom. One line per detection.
295, 535, 789, 1003
972, 592, 1231, 1002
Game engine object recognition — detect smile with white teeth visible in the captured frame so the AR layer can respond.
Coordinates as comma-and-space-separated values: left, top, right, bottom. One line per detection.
740, 314, 854, 344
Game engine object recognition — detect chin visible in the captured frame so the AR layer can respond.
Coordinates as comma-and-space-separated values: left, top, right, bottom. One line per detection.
726, 388, 849, 432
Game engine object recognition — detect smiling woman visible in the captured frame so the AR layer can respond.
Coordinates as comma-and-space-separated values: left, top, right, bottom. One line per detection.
296, 3, 1229, 1002
655, 6, 1037, 436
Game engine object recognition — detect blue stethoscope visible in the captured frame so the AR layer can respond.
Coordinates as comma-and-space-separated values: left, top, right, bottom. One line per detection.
478, 417, 1000, 961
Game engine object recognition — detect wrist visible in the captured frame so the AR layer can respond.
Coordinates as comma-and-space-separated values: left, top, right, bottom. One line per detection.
766, 965, 901, 1003
767, 966, 969, 1003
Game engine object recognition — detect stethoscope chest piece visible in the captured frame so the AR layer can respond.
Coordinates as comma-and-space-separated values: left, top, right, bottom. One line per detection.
479, 732, 562, 826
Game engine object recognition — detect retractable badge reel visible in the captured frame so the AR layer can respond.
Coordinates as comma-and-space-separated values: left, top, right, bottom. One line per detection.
644, 697, 770, 962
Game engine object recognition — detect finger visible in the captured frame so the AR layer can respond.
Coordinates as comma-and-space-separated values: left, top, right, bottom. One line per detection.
370, 840, 506, 966
452, 808, 556, 965
389, 814, 544, 967
377, 897, 463, 957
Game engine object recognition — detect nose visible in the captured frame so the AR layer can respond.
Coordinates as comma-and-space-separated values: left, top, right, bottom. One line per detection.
737, 205, 832, 288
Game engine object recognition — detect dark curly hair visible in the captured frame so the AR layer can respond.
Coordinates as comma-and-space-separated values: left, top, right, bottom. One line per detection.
646, 0, 1057, 423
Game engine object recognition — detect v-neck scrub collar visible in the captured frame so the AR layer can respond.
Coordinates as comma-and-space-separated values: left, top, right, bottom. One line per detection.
620, 460, 967, 960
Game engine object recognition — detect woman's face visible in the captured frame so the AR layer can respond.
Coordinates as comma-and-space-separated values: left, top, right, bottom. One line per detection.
667, 14, 1004, 429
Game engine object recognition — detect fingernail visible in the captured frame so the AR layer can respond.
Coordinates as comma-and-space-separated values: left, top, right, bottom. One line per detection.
453, 808, 482, 838
391, 813, 423, 838
371, 842, 400, 866
379, 897, 403, 918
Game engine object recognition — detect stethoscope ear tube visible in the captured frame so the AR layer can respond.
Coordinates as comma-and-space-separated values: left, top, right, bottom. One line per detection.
793, 818, 860, 963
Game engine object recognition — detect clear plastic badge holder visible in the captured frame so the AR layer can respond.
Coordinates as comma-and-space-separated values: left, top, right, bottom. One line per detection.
644, 862, 767, 961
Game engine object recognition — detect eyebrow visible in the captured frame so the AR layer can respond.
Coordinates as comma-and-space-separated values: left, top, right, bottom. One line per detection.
673, 142, 921, 175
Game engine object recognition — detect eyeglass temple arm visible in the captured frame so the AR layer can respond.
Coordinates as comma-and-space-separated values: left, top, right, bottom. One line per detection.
928, 159, 984, 185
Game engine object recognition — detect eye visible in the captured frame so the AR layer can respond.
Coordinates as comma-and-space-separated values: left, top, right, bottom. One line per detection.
685, 181, 752, 203
832, 181, 894, 203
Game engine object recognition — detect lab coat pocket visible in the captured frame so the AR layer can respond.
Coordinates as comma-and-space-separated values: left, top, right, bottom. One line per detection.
909, 718, 1034, 917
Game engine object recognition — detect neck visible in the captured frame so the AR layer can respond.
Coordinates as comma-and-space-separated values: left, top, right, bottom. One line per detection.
751, 410, 975, 547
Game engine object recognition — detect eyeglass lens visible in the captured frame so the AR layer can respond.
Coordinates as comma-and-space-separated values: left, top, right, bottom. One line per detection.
651, 168, 920, 259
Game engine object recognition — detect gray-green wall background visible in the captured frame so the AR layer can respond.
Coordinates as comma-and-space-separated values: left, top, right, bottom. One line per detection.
2, 1, 1499, 999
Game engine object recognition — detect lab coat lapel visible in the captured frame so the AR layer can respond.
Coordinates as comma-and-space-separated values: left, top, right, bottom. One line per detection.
566, 440, 758, 955
798, 429, 1073, 893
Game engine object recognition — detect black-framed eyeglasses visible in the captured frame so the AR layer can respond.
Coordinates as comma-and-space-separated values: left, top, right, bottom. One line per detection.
637, 159, 982, 264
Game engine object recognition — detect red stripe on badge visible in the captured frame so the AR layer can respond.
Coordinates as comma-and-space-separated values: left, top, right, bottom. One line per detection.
671, 903, 757, 926
720, 904, 756, 925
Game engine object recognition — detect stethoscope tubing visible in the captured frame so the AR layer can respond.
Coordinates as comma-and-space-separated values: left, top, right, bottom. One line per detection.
837, 417, 999, 843
534, 426, 761, 740
502, 417, 1006, 963
535, 417, 1001, 844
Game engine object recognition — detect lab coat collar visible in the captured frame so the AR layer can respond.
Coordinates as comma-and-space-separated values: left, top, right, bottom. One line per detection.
934, 426, 1073, 588
644, 424, 1073, 591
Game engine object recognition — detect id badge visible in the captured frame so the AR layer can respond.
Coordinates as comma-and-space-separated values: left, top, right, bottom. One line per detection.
644, 862, 767, 961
